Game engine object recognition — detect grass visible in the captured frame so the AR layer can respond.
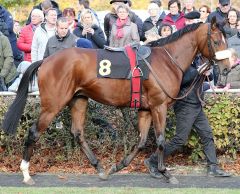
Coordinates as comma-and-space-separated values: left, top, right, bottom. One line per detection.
0, 187, 240, 194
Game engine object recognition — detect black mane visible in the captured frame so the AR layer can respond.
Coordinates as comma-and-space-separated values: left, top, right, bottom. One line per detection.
150, 22, 202, 47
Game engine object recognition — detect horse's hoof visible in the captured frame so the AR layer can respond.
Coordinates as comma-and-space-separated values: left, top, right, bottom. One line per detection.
168, 176, 179, 184
108, 164, 117, 175
23, 177, 35, 185
99, 171, 108, 180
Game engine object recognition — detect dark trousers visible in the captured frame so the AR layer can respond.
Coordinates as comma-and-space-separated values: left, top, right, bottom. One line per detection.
150, 102, 218, 167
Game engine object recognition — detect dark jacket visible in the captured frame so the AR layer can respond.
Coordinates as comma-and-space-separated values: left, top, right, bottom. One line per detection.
206, 7, 227, 24
0, 5, 22, 63
104, 11, 143, 45
26, 0, 62, 25
223, 24, 238, 39
73, 24, 106, 49
142, 12, 166, 41
43, 31, 77, 58
177, 57, 213, 105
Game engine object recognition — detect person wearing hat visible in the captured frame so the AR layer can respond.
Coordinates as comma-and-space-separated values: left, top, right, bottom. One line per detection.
206, 0, 232, 24
104, 0, 143, 45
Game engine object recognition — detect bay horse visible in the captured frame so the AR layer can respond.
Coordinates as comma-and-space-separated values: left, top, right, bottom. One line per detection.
2, 18, 230, 185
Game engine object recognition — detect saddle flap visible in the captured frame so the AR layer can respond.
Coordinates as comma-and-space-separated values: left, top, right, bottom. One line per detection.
137, 46, 151, 61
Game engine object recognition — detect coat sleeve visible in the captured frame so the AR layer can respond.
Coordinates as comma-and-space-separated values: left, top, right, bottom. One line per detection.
17, 27, 31, 52
31, 28, 39, 63
4, 10, 14, 33
181, 66, 199, 86
0, 36, 14, 79
131, 23, 140, 43
43, 41, 50, 59
104, 14, 111, 45
91, 27, 106, 48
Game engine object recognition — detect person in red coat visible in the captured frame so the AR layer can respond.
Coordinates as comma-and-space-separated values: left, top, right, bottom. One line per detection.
162, 0, 185, 32
17, 9, 44, 62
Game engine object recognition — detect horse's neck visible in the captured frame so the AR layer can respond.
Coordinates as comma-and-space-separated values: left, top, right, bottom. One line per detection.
166, 34, 198, 72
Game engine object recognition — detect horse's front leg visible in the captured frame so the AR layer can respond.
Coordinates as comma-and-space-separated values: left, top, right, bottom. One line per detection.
70, 97, 106, 179
108, 110, 152, 175
151, 104, 179, 184
151, 104, 168, 172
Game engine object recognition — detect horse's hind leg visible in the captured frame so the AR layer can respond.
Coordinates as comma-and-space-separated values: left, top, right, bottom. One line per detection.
70, 97, 106, 179
20, 108, 61, 185
107, 110, 152, 175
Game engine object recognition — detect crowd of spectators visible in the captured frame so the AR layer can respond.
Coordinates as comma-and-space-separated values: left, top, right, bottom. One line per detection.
0, 0, 239, 91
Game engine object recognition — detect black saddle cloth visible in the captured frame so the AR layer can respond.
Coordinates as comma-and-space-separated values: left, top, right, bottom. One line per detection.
97, 49, 150, 80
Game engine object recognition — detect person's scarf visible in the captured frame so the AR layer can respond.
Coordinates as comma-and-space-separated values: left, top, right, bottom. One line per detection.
116, 18, 128, 39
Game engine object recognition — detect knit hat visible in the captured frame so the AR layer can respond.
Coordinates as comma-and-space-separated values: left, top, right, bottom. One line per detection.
76, 38, 93, 48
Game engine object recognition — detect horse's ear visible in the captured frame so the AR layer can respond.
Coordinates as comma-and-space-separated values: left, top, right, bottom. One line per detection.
211, 16, 217, 30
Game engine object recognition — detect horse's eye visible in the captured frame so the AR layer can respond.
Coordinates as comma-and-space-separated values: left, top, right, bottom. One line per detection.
214, 41, 220, 46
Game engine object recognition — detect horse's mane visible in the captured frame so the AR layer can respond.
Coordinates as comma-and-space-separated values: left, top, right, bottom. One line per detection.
150, 22, 202, 47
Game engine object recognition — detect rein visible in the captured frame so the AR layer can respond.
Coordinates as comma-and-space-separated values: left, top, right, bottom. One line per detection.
139, 54, 202, 100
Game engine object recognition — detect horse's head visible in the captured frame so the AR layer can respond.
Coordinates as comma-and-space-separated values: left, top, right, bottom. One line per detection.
199, 17, 231, 74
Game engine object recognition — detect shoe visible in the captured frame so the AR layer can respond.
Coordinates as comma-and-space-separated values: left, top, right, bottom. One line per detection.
144, 158, 164, 179
207, 165, 232, 177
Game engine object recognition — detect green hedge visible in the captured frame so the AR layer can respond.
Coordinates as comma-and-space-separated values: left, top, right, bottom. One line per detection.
0, 93, 239, 165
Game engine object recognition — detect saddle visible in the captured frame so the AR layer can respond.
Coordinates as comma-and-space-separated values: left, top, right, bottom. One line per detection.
104, 43, 151, 61
103, 44, 151, 109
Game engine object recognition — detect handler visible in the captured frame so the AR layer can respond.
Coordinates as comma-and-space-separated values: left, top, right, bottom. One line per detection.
144, 11, 231, 179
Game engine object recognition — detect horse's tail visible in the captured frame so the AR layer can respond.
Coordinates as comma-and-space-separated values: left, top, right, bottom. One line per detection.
2, 60, 43, 135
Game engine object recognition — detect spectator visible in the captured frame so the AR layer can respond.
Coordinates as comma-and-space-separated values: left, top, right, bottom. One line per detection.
17, 9, 44, 62
62, 8, 78, 33
228, 20, 240, 54
206, 0, 231, 24
199, 5, 211, 22
163, 0, 185, 31
44, 17, 78, 58
142, 2, 165, 41
0, 32, 18, 91
224, 8, 239, 38
26, 0, 62, 25
222, 48, 240, 89
13, 20, 21, 39
158, 23, 173, 38
73, 9, 106, 49
104, 0, 143, 45
182, 0, 197, 14
0, 5, 23, 66
77, 0, 100, 25
31, 8, 57, 62
109, 4, 140, 47
149, 0, 166, 18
